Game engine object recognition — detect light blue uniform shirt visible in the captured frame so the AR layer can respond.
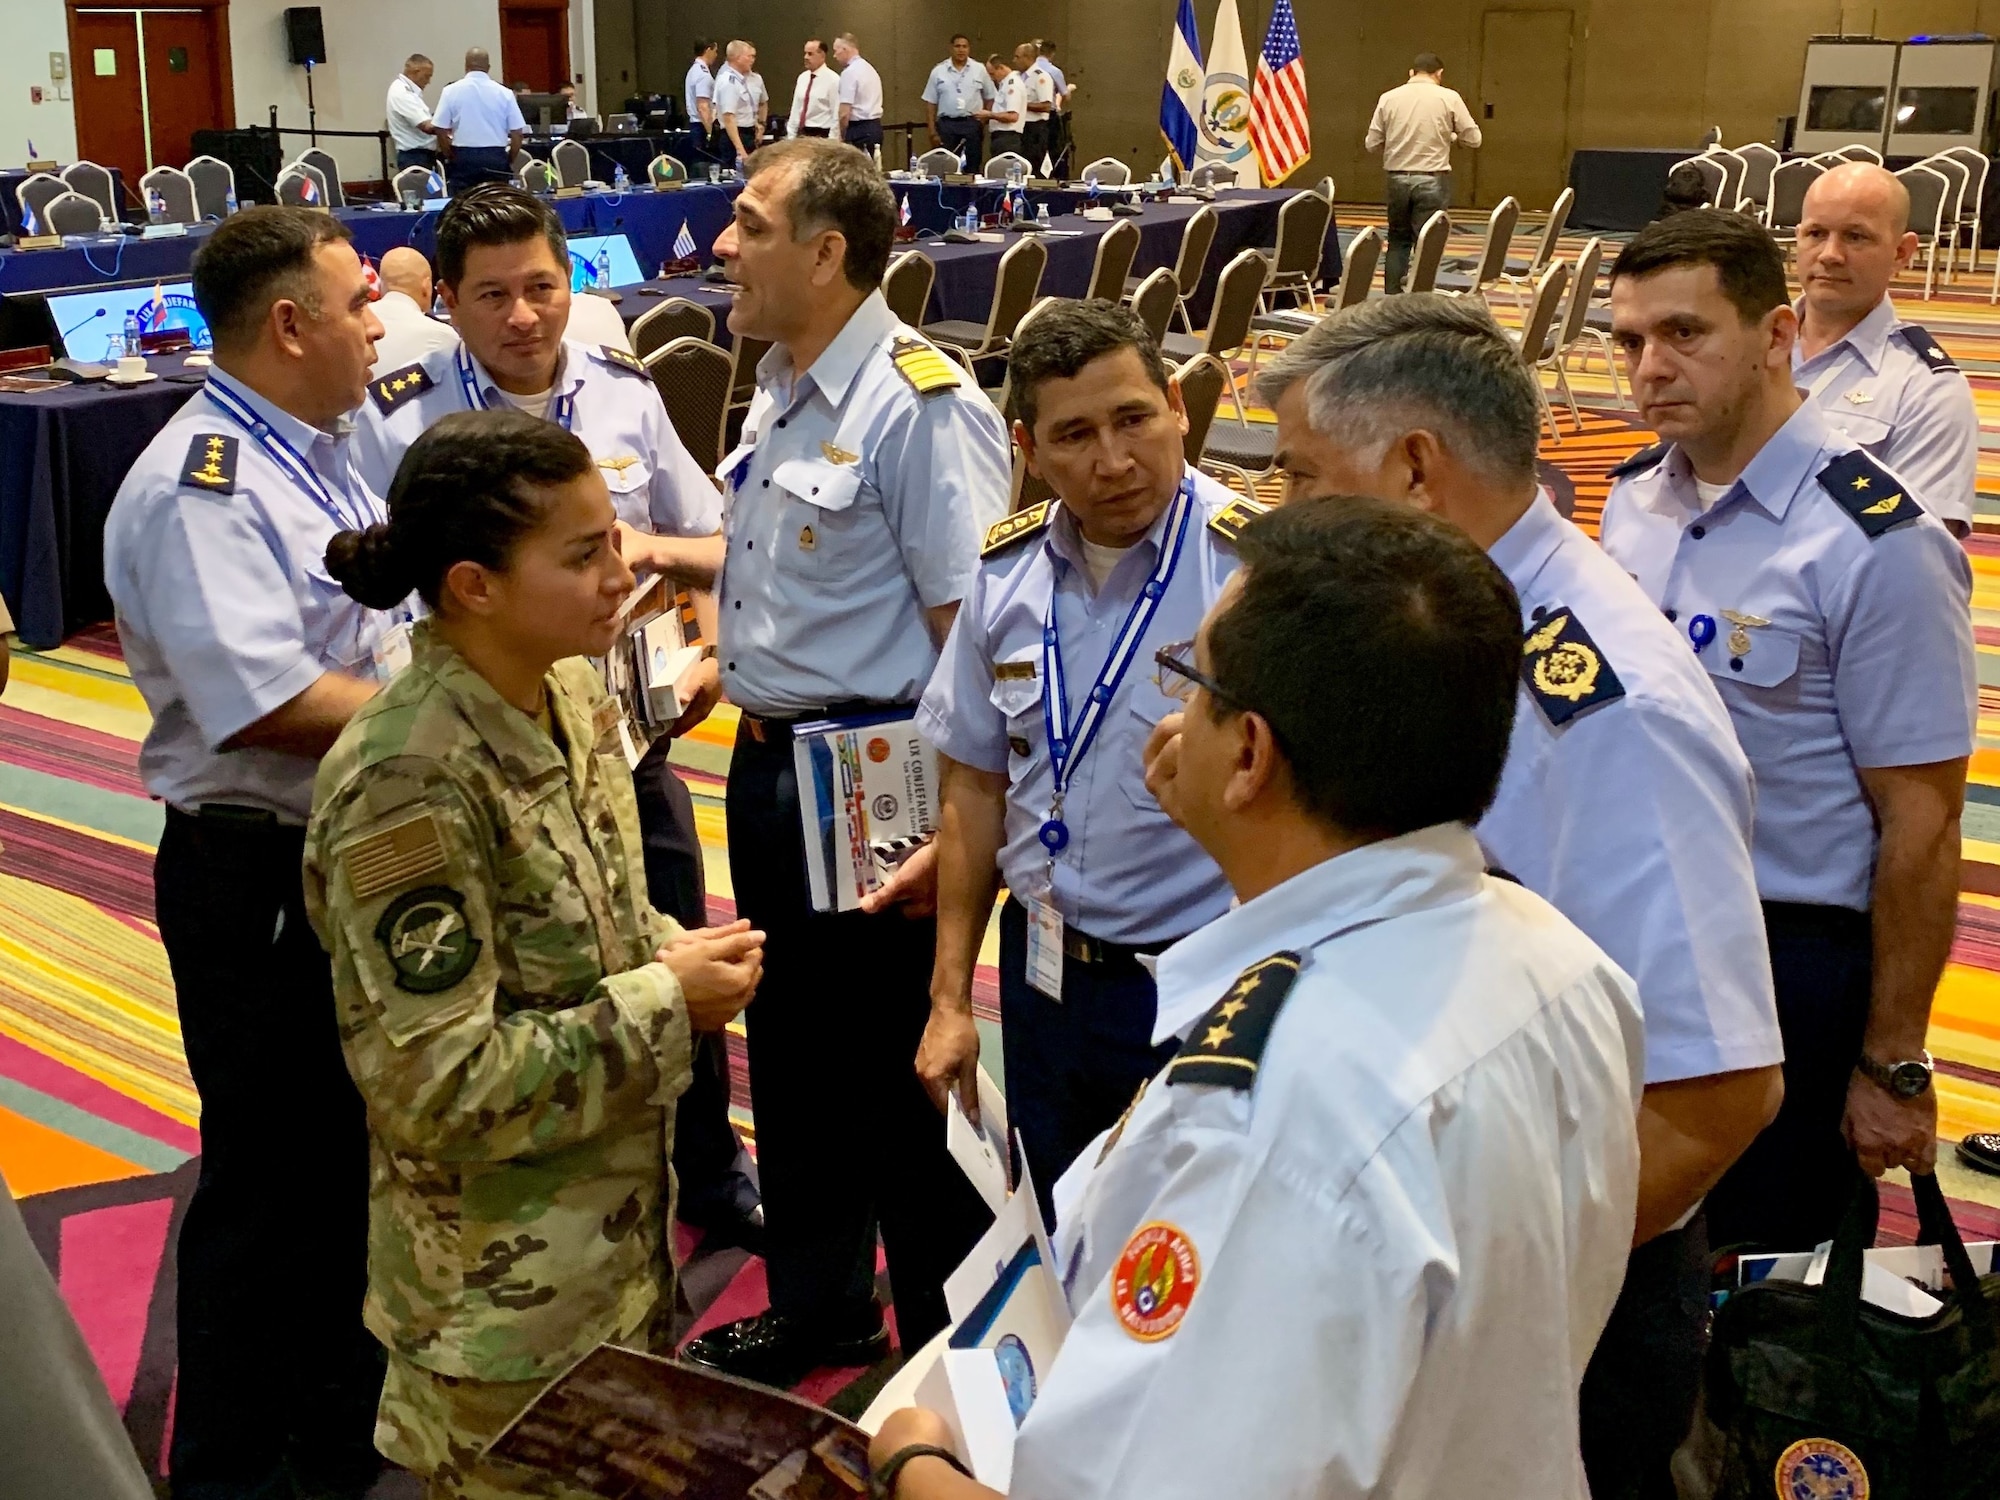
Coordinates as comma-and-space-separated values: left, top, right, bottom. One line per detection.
713, 64, 767, 126
432, 70, 526, 149
1792, 296, 1979, 529
917, 474, 1243, 945
104, 370, 409, 822
1034, 56, 1068, 101
923, 59, 994, 118
1600, 400, 1976, 911
685, 59, 714, 121
352, 338, 721, 539
714, 291, 1008, 716
1482, 492, 1780, 1083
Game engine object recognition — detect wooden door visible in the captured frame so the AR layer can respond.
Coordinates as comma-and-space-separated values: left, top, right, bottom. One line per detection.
500, 2, 569, 94
141, 9, 230, 167
1474, 9, 1575, 209
69, 9, 147, 187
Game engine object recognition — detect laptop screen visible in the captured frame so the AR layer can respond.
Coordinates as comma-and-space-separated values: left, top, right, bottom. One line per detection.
46, 280, 212, 360
566, 233, 645, 291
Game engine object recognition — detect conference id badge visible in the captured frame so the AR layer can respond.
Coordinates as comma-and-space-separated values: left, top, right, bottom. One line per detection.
372, 620, 414, 681
1026, 898, 1064, 1002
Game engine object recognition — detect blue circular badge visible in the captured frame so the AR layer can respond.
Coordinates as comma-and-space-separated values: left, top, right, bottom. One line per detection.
1688, 614, 1717, 653
1039, 818, 1070, 852
994, 1334, 1037, 1426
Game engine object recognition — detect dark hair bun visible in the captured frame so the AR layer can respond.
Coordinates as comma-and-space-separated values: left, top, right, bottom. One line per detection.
324, 523, 416, 610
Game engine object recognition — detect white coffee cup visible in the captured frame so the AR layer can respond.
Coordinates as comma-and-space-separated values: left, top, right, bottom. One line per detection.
115, 355, 147, 381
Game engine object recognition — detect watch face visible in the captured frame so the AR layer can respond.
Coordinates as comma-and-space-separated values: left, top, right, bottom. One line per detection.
1890, 1061, 1932, 1098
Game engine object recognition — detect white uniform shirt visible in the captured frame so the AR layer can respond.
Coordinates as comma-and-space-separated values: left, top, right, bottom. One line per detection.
1021, 65, 1056, 121
989, 71, 1027, 131
789, 65, 840, 132
353, 339, 720, 539
385, 74, 433, 152
713, 64, 767, 127
837, 55, 884, 122
104, 370, 410, 822
1014, 824, 1646, 1499
432, 71, 526, 150
1792, 296, 1980, 529
366, 291, 457, 377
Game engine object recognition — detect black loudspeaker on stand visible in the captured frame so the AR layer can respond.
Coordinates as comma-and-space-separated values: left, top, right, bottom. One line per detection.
283, 7, 326, 66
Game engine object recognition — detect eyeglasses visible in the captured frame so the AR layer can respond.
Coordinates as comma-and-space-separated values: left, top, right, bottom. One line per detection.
1153, 639, 1232, 705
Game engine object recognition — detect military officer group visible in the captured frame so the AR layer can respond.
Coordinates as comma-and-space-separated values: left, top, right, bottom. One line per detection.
92, 139, 1987, 1498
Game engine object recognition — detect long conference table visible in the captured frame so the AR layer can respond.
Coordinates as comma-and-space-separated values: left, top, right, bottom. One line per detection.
0, 185, 1333, 647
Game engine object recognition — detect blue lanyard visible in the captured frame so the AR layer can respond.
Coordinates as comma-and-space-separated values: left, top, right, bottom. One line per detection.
1038, 479, 1193, 852
456, 345, 577, 430
203, 382, 375, 532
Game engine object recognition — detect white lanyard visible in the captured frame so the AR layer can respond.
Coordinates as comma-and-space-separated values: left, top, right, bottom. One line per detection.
203, 382, 375, 532
456, 346, 577, 430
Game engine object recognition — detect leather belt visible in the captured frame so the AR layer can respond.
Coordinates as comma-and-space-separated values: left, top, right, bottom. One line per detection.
1062, 927, 1175, 966
739, 701, 916, 744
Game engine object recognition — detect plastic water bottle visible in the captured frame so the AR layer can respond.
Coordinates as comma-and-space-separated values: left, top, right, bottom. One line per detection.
224, 186, 238, 216
909, 153, 921, 179
122, 309, 141, 356
594, 247, 612, 288
613, 163, 629, 194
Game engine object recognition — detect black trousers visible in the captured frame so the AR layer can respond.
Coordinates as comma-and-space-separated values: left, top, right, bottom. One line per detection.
1705, 902, 1873, 1254
1384, 170, 1451, 293
844, 119, 884, 156
630, 737, 755, 1220
445, 146, 512, 197
986, 130, 1024, 166
155, 808, 382, 1500
1022, 121, 1052, 171
797, 126, 832, 139
998, 900, 1179, 1229
1580, 1213, 1712, 1500
725, 722, 988, 1349
936, 118, 980, 166
394, 147, 438, 172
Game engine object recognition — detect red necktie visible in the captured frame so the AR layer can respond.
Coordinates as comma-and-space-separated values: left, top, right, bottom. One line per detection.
800, 71, 813, 130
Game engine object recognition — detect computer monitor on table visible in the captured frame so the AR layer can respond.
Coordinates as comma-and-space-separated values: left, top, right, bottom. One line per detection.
45, 279, 212, 360
519, 93, 569, 132
566, 233, 644, 291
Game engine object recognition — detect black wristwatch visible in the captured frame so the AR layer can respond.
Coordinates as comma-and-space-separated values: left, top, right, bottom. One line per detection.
871, 1443, 971, 1499
1856, 1048, 1934, 1099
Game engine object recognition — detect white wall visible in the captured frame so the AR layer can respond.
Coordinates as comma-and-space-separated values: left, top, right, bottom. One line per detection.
229, 0, 503, 186
0, 0, 80, 168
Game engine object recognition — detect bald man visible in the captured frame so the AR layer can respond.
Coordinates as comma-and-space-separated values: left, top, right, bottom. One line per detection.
433, 46, 526, 195
366, 247, 456, 375
1794, 162, 1979, 536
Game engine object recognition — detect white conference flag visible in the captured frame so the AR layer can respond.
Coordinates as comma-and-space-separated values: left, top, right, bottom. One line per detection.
1198, 0, 1260, 185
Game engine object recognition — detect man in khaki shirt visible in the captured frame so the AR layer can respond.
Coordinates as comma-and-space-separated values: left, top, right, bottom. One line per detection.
1365, 52, 1482, 292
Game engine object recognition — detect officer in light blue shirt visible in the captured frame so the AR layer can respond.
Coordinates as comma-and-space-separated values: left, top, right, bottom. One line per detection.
1251, 290, 1784, 1500
1600, 212, 1975, 1269
918, 302, 1250, 1225
923, 36, 993, 167
685, 38, 719, 162
680, 138, 1006, 1391
431, 46, 526, 196
101, 207, 397, 1500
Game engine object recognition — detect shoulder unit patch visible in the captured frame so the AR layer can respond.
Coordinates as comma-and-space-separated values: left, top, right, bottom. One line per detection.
1166, 951, 1302, 1091
1895, 324, 1959, 373
1607, 440, 1671, 479
1522, 607, 1626, 727
1206, 496, 1267, 544
369, 362, 435, 415
889, 335, 962, 398
180, 433, 238, 494
982, 499, 1053, 558
1817, 449, 1922, 538
597, 345, 648, 376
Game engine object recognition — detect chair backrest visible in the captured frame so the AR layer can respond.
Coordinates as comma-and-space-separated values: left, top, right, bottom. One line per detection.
519, 159, 558, 193
1336, 226, 1382, 309
43, 191, 105, 237
1670, 156, 1725, 207
883, 249, 937, 327
1518, 259, 1571, 365
392, 164, 433, 202
1704, 148, 1746, 210
186, 155, 236, 219
1084, 218, 1141, 301
1173, 354, 1230, 465
16, 172, 68, 231
140, 166, 197, 226
1925, 153, 1968, 221
1838, 143, 1882, 163
984, 235, 1049, 343
1554, 237, 1605, 351
985, 151, 1032, 179
1734, 142, 1781, 207
552, 139, 592, 188
1269, 190, 1333, 281
649, 153, 687, 185
1129, 267, 1179, 343
1171, 205, 1219, 293
1311, 175, 1335, 204
1009, 445, 1056, 513
919, 147, 961, 177
644, 336, 733, 476
61, 161, 119, 222
1943, 146, 1990, 207
1202, 249, 1270, 355
1768, 158, 1824, 229
1523, 186, 1574, 273
1187, 163, 1229, 189
1081, 157, 1130, 186
287, 150, 341, 207
1408, 209, 1452, 294
274, 167, 318, 208
729, 333, 772, 406
995, 296, 1062, 419
1896, 164, 1948, 237
1469, 196, 1520, 286
630, 296, 716, 360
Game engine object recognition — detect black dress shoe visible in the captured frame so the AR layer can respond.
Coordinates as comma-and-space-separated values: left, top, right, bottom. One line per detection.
680, 1309, 889, 1388
1958, 1132, 2000, 1176
681, 1201, 767, 1257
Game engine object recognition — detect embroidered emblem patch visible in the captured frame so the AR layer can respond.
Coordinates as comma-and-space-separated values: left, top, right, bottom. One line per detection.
181, 433, 237, 493
1773, 1437, 1868, 1500
982, 499, 1053, 558
1111, 1221, 1199, 1341
1521, 608, 1625, 727
373, 885, 481, 993
369, 363, 435, 414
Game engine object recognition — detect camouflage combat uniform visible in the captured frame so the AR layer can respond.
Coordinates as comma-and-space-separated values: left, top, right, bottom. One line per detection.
304, 620, 695, 1499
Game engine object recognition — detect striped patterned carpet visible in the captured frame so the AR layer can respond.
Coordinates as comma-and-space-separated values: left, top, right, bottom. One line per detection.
4, 211, 2000, 1479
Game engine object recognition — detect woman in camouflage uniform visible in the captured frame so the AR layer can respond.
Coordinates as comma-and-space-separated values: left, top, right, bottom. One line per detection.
304, 410, 763, 1498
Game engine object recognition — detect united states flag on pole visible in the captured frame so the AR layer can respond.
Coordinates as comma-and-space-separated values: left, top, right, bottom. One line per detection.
1250, 0, 1310, 187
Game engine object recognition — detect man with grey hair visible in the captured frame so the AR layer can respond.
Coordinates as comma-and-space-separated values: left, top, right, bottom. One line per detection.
1255, 292, 1785, 1500
714, 40, 770, 167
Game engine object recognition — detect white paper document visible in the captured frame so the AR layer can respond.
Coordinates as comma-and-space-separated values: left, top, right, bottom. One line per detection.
791, 712, 940, 913
945, 1066, 1013, 1216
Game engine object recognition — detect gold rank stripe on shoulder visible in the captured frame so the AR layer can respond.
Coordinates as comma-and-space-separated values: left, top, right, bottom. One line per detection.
982, 499, 1054, 558
180, 433, 237, 494
369, 363, 435, 415
890, 336, 961, 398
600, 345, 647, 375
343, 811, 449, 902
1207, 496, 1267, 543
1166, 951, 1303, 1091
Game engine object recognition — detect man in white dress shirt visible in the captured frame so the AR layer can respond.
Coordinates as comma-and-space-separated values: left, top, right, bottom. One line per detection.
788, 38, 839, 138
384, 54, 439, 172
365, 246, 456, 376
832, 33, 884, 156
432, 47, 526, 197
868, 498, 1646, 1500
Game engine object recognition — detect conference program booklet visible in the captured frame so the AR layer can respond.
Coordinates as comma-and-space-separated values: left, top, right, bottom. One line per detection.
791, 711, 939, 913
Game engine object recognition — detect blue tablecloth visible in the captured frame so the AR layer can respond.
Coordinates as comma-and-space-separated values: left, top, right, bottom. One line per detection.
1, 167, 130, 238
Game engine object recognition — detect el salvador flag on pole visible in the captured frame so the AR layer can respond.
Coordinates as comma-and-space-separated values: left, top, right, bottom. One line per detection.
1160, 0, 1204, 173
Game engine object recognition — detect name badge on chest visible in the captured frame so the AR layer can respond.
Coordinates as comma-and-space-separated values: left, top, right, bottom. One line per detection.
1026, 899, 1064, 1001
